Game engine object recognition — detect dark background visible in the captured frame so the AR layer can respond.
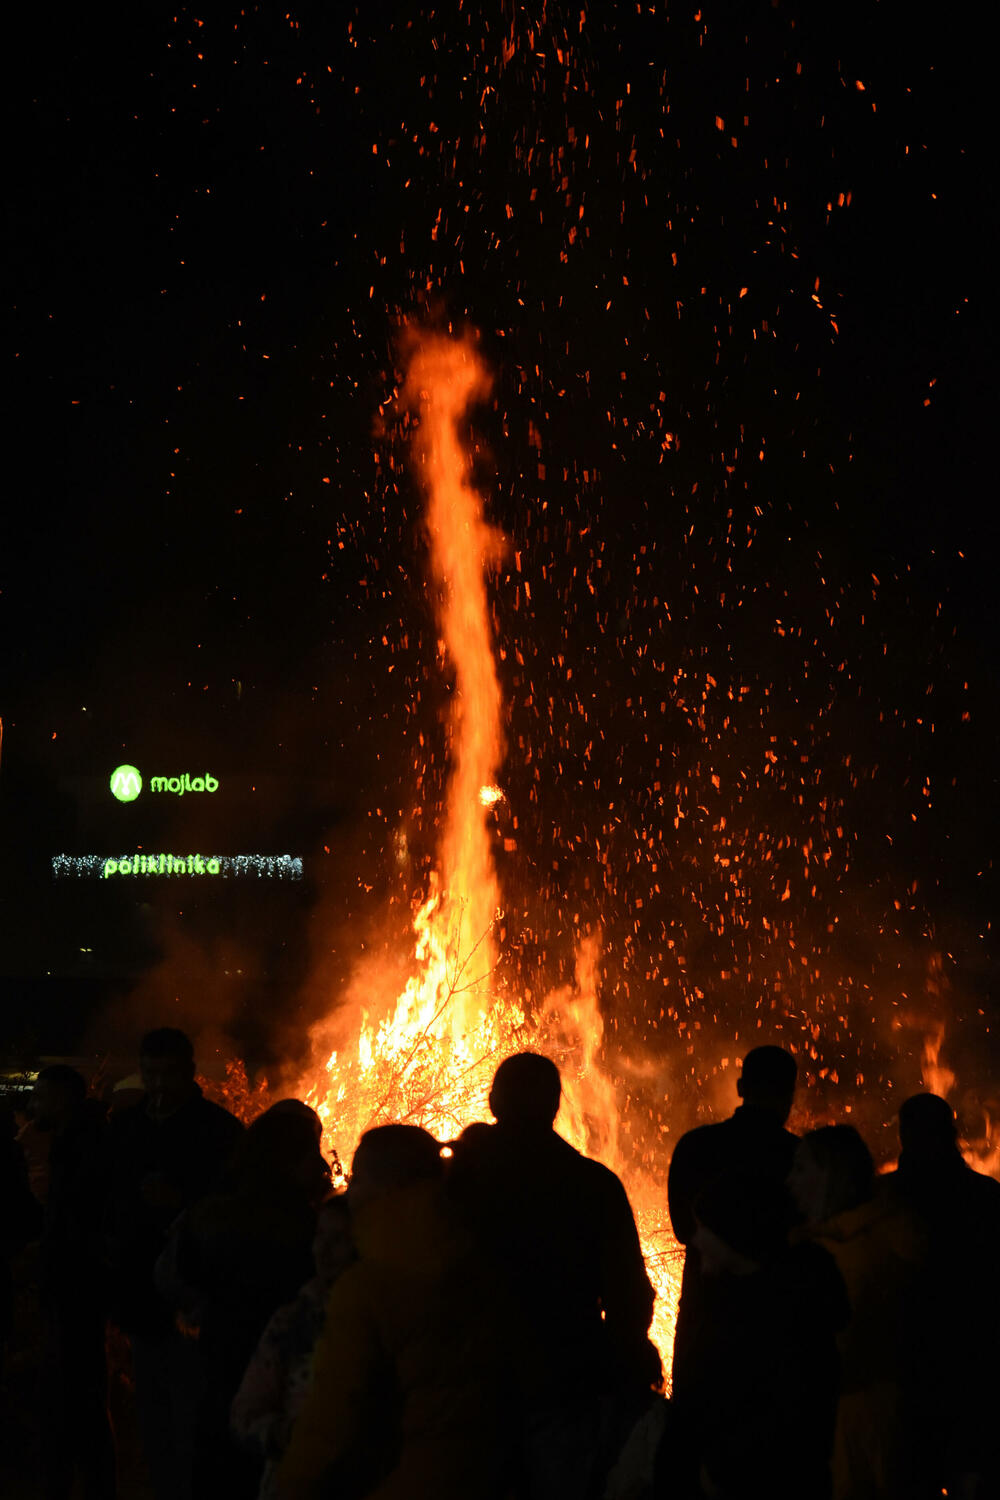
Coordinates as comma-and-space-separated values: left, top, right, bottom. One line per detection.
4, 3, 997, 1124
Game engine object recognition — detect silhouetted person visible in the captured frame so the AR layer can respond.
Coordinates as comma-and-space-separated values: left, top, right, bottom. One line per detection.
267, 1098, 325, 1140
276, 1123, 509, 1500
450, 1051, 659, 1500
105, 1028, 243, 1500
159, 1103, 330, 1500
885, 1094, 1000, 1499
667, 1044, 798, 1395
791, 1125, 927, 1500
32, 1064, 116, 1500
231, 1196, 355, 1500
1, 1101, 41, 1374
680, 1170, 848, 1499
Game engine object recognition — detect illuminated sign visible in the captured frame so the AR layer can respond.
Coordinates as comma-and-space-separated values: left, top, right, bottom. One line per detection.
52, 853, 303, 880
110, 765, 143, 802
108, 768, 219, 800
105, 854, 223, 877
149, 774, 219, 796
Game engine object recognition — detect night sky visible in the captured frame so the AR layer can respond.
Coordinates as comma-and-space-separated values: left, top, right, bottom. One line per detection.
5, 3, 998, 1141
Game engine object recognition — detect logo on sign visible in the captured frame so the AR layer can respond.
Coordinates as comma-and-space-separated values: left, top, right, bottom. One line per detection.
108, 768, 220, 799
110, 765, 143, 803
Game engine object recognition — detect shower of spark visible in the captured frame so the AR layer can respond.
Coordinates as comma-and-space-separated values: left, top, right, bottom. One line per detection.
162, 0, 995, 1383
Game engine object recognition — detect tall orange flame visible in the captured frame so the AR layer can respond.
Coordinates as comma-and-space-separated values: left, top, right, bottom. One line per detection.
405, 336, 503, 1029
297, 328, 682, 1374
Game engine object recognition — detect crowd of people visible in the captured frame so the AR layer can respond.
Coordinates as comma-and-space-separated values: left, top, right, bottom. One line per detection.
1, 1028, 998, 1500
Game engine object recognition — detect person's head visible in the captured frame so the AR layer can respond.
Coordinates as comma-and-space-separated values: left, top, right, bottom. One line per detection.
737, 1046, 797, 1123
692, 1172, 790, 1274
139, 1029, 196, 1119
32, 1064, 87, 1132
348, 1124, 443, 1212
313, 1195, 354, 1288
268, 1097, 324, 1142
489, 1052, 561, 1131
789, 1125, 874, 1223
238, 1105, 330, 1202
898, 1093, 959, 1163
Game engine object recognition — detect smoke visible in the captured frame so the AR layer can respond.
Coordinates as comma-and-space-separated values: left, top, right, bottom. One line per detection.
82, 919, 258, 1081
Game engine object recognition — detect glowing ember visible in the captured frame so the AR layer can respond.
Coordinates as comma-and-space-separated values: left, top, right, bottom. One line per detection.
296, 329, 682, 1375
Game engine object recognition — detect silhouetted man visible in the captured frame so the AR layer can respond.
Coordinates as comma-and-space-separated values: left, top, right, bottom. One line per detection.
667, 1044, 798, 1395
451, 1051, 659, 1500
106, 1028, 243, 1500
32, 1064, 116, 1500
682, 1171, 847, 1499
886, 1093, 1000, 1499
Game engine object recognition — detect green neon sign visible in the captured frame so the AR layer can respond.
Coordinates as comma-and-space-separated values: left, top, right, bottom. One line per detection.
108, 768, 220, 800
110, 765, 143, 802
150, 773, 219, 796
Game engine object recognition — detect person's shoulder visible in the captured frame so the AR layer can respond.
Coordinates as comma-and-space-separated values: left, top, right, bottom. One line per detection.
322, 1256, 377, 1321
545, 1130, 607, 1180
108, 1099, 150, 1138
262, 1286, 311, 1345
964, 1163, 1000, 1214
965, 1160, 1000, 1190
191, 1092, 245, 1136
573, 1146, 618, 1185
547, 1129, 592, 1171
875, 1169, 908, 1213
730, 1107, 796, 1142
671, 1117, 733, 1159
570, 1142, 632, 1202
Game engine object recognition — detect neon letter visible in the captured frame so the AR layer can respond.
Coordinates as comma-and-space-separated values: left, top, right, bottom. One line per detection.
103, 859, 117, 878
207, 858, 220, 875
206, 773, 218, 792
